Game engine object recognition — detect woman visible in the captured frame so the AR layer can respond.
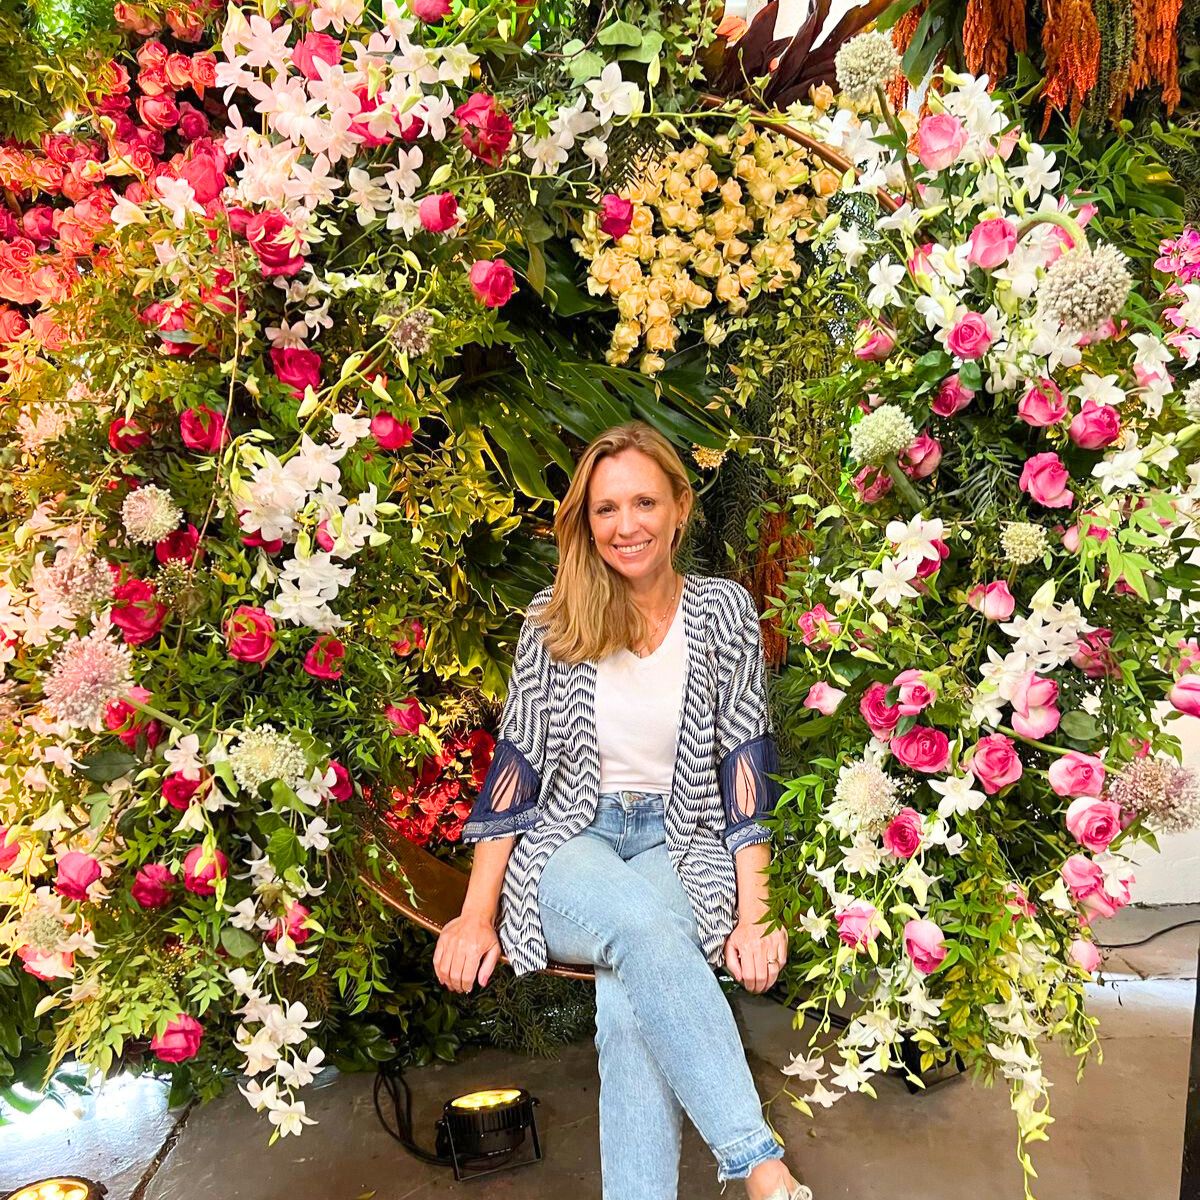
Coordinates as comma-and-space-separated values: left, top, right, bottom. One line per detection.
434, 421, 810, 1200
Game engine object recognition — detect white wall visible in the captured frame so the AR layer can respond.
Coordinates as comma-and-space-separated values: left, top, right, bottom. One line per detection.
1132, 710, 1200, 905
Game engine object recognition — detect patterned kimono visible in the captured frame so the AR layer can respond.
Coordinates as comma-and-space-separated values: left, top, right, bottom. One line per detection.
461, 573, 783, 977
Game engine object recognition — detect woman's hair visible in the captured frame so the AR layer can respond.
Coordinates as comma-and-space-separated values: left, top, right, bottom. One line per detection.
533, 420, 695, 665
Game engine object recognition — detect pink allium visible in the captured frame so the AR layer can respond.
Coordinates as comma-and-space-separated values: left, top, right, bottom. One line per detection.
42, 627, 134, 731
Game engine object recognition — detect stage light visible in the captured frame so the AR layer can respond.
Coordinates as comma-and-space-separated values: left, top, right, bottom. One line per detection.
3, 1179, 105, 1200
435, 1085, 543, 1180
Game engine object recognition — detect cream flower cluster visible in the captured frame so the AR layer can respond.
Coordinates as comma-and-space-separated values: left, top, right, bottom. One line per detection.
572, 128, 835, 374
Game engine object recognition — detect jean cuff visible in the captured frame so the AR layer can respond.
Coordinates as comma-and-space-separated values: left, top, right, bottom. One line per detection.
713, 1124, 785, 1183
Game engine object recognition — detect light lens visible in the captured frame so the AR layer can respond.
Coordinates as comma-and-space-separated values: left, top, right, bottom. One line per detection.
8, 1180, 96, 1200
448, 1088, 522, 1110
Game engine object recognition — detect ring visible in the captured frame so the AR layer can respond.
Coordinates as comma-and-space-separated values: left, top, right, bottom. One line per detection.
767, 957, 778, 965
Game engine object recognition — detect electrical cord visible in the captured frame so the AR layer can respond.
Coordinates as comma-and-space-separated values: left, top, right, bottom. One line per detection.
1096, 917, 1200, 951
373, 1060, 452, 1166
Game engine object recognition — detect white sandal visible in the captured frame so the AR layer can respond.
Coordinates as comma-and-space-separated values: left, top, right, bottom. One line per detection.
763, 1185, 813, 1200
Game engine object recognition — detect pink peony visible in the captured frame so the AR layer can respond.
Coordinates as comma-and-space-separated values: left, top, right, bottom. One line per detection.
1065, 796, 1123, 853
803, 682, 846, 716
899, 431, 942, 479
1019, 452, 1074, 509
903, 918, 947, 974
835, 899, 880, 950
1047, 751, 1106, 798
890, 726, 951, 774
967, 581, 1015, 621
967, 218, 1018, 269
945, 312, 993, 360
303, 635, 346, 680
916, 113, 967, 171
882, 807, 924, 858
599, 194, 634, 240
370, 412, 413, 449
1068, 937, 1101, 973
1009, 673, 1060, 739
386, 698, 428, 736
967, 733, 1023, 794
151, 1013, 204, 1063
131, 863, 175, 908
1169, 675, 1200, 717
468, 258, 515, 307
183, 845, 228, 896
223, 605, 277, 664
860, 681, 901, 740
1068, 399, 1122, 450
932, 373, 974, 417
1017, 378, 1068, 427
893, 669, 936, 715
55, 851, 101, 901
418, 191, 458, 233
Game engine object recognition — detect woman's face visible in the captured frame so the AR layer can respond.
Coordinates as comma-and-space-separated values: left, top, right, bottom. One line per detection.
587, 448, 687, 584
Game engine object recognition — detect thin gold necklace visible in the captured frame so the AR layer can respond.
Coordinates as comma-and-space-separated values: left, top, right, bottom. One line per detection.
632, 575, 679, 658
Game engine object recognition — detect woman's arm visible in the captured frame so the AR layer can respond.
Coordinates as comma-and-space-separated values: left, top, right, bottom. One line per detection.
733, 840, 772, 924
459, 836, 515, 924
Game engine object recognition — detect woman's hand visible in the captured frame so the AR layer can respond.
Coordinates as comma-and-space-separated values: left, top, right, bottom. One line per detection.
723, 916, 788, 995
434, 912, 503, 993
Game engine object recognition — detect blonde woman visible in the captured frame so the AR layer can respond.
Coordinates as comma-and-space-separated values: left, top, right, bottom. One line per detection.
434, 421, 810, 1200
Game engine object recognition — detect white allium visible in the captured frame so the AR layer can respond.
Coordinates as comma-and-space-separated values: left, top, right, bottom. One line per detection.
849, 404, 916, 465
828, 758, 899, 835
48, 547, 115, 615
228, 724, 309, 795
1036, 243, 1132, 335
1183, 379, 1200, 421
1001, 522, 1048, 565
834, 32, 902, 103
121, 485, 183, 544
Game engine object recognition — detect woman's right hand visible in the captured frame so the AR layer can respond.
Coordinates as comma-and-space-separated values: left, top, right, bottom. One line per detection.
434, 912, 503, 993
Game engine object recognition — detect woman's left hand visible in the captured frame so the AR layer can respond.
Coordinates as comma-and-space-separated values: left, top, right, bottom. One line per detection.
723, 917, 788, 994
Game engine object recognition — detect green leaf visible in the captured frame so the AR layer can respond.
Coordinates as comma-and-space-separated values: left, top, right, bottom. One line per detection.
75, 749, 139, 783
597, 20, 642, 47
524, 240, 546, 297
220, 926, 260, 959
1060, 711, 1099, 743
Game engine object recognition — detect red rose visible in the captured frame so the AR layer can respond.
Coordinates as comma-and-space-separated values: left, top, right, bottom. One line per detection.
370, 412, 413, 449
150, 1013, 204, 1063
418, 191, 458, 233
890, 725, 951, 773
104, 685, 163, 749
177, 103, 210, 142
156, 523, 202, 566
303, 634, 346, 680
108, 416, 151, 453
136, 39, 169, 71
292, 32, 341, 80
468, 258, 515, 307
180, 404, 229, 452
111, 577, 168, 645
327, 759, 353, 801
190, 52, 217, 93
266, 901, 312, 946
223, 604, 277, 663
244, 210, 305, 277
453, 92, 513, 166
163, 771, 205, 810
270, 346, 322, 398
599, 194, 633, 240
177, 151, 225, 205
131, 862, 176, 908
0, 826, 19, 872
0, 305, 30, 343
391, 618, 426, 656
386, 698, 427, 736
182, 845, 227, 896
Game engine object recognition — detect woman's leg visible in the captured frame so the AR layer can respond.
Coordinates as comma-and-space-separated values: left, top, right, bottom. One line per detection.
539, 835, 784, 1191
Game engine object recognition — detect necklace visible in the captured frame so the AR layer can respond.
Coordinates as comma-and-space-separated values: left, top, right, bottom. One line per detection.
632, 575, 679, 658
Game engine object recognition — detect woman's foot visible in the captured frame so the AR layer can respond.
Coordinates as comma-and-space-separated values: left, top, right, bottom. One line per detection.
744, 1158, 811, 1200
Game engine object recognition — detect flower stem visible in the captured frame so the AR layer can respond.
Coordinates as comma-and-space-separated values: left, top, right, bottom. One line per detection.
121, 694, 188, 733
883, 455, 924, 512
874, 85, 923, 210
1015, 210, 1087, 253
996, 725, 1071, 757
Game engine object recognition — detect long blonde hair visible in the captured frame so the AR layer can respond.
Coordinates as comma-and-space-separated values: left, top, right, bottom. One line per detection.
534, 421, 695, 665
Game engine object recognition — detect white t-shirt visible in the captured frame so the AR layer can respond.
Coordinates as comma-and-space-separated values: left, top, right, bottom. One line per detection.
594, 598, 688, 795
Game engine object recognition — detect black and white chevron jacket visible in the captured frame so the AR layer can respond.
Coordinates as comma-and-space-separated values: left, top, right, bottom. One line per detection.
461, 573, 783, 977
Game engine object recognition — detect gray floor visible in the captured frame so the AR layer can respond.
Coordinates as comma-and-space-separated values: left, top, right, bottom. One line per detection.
2, 904, 1195, 1200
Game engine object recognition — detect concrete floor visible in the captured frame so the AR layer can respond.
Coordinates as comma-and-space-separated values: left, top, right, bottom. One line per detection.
2, 904, 1195, 1200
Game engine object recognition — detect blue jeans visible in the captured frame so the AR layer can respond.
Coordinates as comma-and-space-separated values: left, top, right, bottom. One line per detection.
537, 790, 785, 1198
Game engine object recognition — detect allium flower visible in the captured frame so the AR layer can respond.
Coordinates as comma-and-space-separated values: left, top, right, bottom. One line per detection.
1183, 379, 1200, 421
121, 485, 183, 544
692, 445, 727, 470
17, 404, 71, 453
228, 724, 309, 795
1036, 243, 1132, 335
42, 626, 134, 731
47, 547, 115, 614
1107, 758, 1200, 835
849, 404, 916, 465
828, 758, 900, 834
834, 32, 901, 102
1001, 522, 1048, 565
388, 307, 434, 357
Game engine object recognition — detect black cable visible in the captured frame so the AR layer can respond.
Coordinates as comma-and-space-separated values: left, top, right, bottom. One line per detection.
373, 1061, 452, 1166
1097, 917, 1200, 951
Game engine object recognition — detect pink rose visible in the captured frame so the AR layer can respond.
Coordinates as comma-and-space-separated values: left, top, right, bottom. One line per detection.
179, 404, 229, 451
156, 524, 201, 568
109, 416, 150, 453
418, 191, 458, 233
266, 901, 312, 946
468, 258, 515, 307
1061, 853, 1132, 921
151, 1013, 204, 1063
1065, 796, 1123, 853
945, 312, 993, 360
1061, 514, 1109, 553
55, 851, 101, 901
967, 217, 1018, 270
890, 725, 951, 773
835, 899, 880, 950
967, 581, 1015, 621
386, 698, 427, 736
371, 412, 413, 449
453, 92, 514, 166
882, 807, 924, 858
851, 465, 893, 503
907, 241, 935, 281
931, 373, 974, 417
797, 603, 840, 649
1068, 399, 1122, 450
244, 209, 305, 278
599, 194, 633, 240
854, 319, 896, 362
1175, 638, 1200, 676
1009, 673, 1060, 739
1169, 675, 1200, 717
327, 759, 353, 801
860, 681, 901, 740
803, 682, 846, 716
1071, 628, 1119, 679
410, 0, 452, 21
104, 685, 162, 750
270, 346, 322, 398
916, 113, 967, 171
1017, 377, 1067, 427
303, 635, 346, 680
183, 845, 228, 896
1068, 937, 1101, 973
292, 31, 342, 79
967, 733, 1023, 794
903, 918, 947, 974
223, 605, 277, 664
177, 103, 209, 142
131, 863, 175, 908
893, 668, 936, 715
1019, 452, 1074, 509
111, 577, 167, 645
899, 431, 942, 479
0, 826, 18, 872
1004, 882, 1037, 921
915, 539, 949, 579
1047, 751, 1106, 798
391, 618, 427, 657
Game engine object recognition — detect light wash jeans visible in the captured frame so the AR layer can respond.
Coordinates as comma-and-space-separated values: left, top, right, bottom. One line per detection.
537, 789, 785, 1199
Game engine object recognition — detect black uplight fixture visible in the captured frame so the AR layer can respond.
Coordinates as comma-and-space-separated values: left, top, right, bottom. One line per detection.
3, 1180, 106, 1200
